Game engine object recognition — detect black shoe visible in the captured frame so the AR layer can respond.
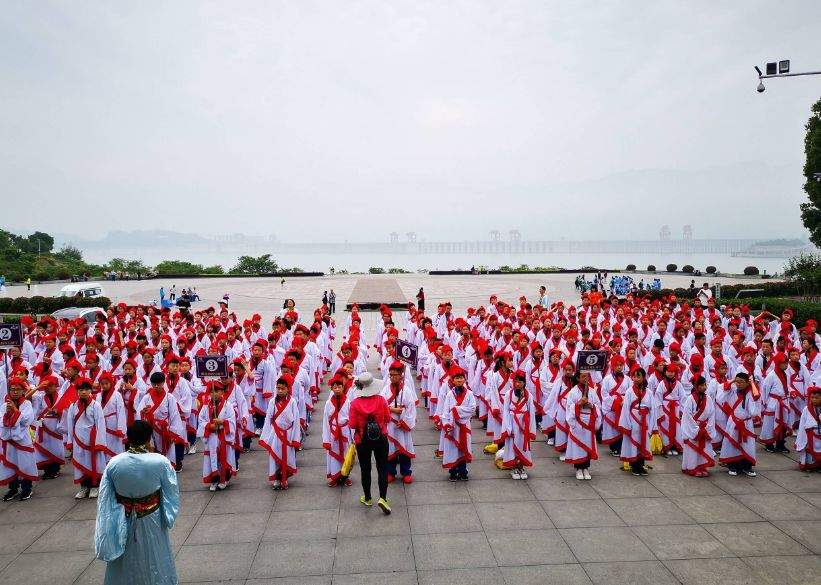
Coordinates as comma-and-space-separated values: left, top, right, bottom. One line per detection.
776, 446, 790, 454
457, 474, 469, 481
764, 445, 776, 453
2, 489, 19, 501
41, 472, 60, 480
448, 474, 457, 482
19, 490, 32, 501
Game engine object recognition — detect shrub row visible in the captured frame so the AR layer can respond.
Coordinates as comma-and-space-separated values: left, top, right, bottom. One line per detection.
626, 264, 761, 275
0, 296, 112, 315
751, 297, 821, 324
637, 280, 806, 301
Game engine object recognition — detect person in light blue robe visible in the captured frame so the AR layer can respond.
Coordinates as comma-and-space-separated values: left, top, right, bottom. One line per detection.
95, 420, 180, 585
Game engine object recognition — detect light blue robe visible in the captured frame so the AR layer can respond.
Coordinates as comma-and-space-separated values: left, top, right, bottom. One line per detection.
95, 452, 180, 585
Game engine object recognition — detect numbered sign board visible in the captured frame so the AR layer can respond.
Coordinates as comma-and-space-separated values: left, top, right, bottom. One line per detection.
0, 324, 23, 349
395, 339, 418, 368
195, 354, 229, 379
575, 349, 607, 373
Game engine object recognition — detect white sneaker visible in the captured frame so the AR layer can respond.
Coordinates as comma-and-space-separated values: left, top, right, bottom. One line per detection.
511, 469, 521, 480
272, 480, 281, 490
188, 443, 197, 455
217, 482, 228, 490
742, 469, 757, 477
559, 455, 566, 462
547, 438, 555, 446
519, 470, 528, 480
575, 469, 584, 480
209, 484, 218, 492
74, 488, 89, 500
728, 469, 738, 476
583, 469, 591, 480
89, 488, 99, 499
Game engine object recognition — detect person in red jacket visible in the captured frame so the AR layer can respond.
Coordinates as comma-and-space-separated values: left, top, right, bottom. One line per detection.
348, 372, 392, 514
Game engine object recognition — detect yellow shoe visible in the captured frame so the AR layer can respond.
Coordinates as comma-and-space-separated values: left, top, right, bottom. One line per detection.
483, 443, 499, 454
359, 495, 372, 506
377, 497, 392, 515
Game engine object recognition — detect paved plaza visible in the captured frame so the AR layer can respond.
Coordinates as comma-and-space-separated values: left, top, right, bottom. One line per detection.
0, 274, 818, 584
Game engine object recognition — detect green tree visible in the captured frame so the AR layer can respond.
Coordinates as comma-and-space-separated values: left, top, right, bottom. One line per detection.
54, 244, 84, 262
26, 231, 54, 253
800, 98, 821, 246
106, 258, 127, 272
783, 251, 821, 299
155, 260, 205, 274
230, 254, 278, 274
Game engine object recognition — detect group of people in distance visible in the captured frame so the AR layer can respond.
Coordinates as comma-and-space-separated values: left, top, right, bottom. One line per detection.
0, 286, 819, 508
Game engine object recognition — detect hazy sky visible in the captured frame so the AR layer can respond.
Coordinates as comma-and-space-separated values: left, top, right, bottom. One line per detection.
1, 1, 820, 242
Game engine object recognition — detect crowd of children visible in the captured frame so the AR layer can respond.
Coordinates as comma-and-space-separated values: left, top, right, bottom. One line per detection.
0, 287, 819, 505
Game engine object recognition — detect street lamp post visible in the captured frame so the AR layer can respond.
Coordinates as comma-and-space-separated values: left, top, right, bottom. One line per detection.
754, 60, 821, 92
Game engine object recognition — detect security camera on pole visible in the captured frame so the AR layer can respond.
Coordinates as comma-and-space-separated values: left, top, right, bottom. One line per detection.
754, 59, 821, 93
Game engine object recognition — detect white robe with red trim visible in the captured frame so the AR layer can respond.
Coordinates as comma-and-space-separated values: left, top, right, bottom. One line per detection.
439, 388, 475, 469
135, 391, 187, 464
486, 370, 512, 441
0, 400, 38, 484
760, 370, 790, 444
718, 388, 761, 465
564, 386, 602, 465
197, 398, 237, 483
65, 400, 108, 483
600, 374, 628, 445
795, 405, 820, 471
259, 396, 300, 483
31, 391, 65, 469
321, 394, 351, 481
546, 377, 573, 451
654, 379, 686, 451
97, 390, 127, 459
618, 388, 656, 463
681, 392, 716, 474
380, 381, 417, 460
501, 389, 537, 467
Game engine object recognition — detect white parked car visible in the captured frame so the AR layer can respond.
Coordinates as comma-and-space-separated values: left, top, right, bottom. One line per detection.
56, 282, 105, 299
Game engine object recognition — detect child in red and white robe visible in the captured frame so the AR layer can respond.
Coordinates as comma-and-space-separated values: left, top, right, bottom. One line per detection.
97, 372, 126, 460
197, 381, 237, 491
65, 378, 108, 499
500, 370, 536, 479
31, 375, 65, 480
718, 372, 761, 477
795, 386, 820, 471
655, 364, 686, 456
619, 368, 656, 476
681, 376, 716, 477
259, 376, 300, 490
1, 377, 38, 501
600, 356, 629, 456
564, 371, 602, 480
381, 361, 417, 484
439, 367, 475, 481
760, 353, 791, 454
321, 375, 352, 486
136, 371, 187, 467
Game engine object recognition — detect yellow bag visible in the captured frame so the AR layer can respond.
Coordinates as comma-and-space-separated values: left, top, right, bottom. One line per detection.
483, 442, 499, 454
340, 444, 357, 477
650, 432, 664, 455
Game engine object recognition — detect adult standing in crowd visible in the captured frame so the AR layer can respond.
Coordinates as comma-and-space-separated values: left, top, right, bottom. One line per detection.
348, 373, 392, 514
416, 287, 425, 312
95, 421, 180, 585
329, 289, 336, 314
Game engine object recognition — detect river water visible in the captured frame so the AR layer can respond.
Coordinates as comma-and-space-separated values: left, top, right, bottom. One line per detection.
79, 247, 789, 275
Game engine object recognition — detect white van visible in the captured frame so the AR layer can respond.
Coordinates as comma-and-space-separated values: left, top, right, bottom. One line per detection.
56, 282, 105, 299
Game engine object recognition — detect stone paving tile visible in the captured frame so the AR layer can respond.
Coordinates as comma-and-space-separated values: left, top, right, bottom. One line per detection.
0, 496, 75, 525
670, 494, 763, 524
203, 486, 276, 515
632, 524, 734, 560
333, 571, 418, 585
759, 470, 821, 492
263, 508, 339, 540
412, 532, 496, 570
582, 560, 680, 585
542, 498, 626, 528
0, 554, 16, 573
703, 521, 809, 556
248, 577, 331, 585
333, 535, 414, 574
337, 503, 411, 536
466, 478, 535, 502
0, 522, 52, 554
26, 518, 96, 553
249, 539, 335, 579
176, 542, 258, 582
742, 554, 821, 585
408, 503, 482, 534
589, 476, 665, 499
663, 558, 759, 585
605, 496, 693, 526
271, 485, 342, 511
0, 551, 93, 585
186, 512, 268, 544
798, 491, 821, 508
527, 477, 601, 500
476, 500, 554, 531
733, 493, 821, 521
486, 528, 576, 566
404, 481, 472, 505
500, 563, 592, 584
73, 558, 106, 585
647, 472, 725, 497
178, 490, 215, 516
418, 567, 504, 585
559, 527, 655, 563
771, 520, 821, 554
707, 472, 787, 495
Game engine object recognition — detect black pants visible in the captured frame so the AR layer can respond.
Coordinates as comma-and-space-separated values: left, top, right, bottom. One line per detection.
574, 460, 591, 470
356, 436, 389, 500
329, 302, 335, 314
630, 458, 646, 474
175, 444, 186, 468
41, 462, 61, 477
728, 459, 753, 472
609, 437, 623, 453
254, 413, 266, 431
9, 478, 32, 493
